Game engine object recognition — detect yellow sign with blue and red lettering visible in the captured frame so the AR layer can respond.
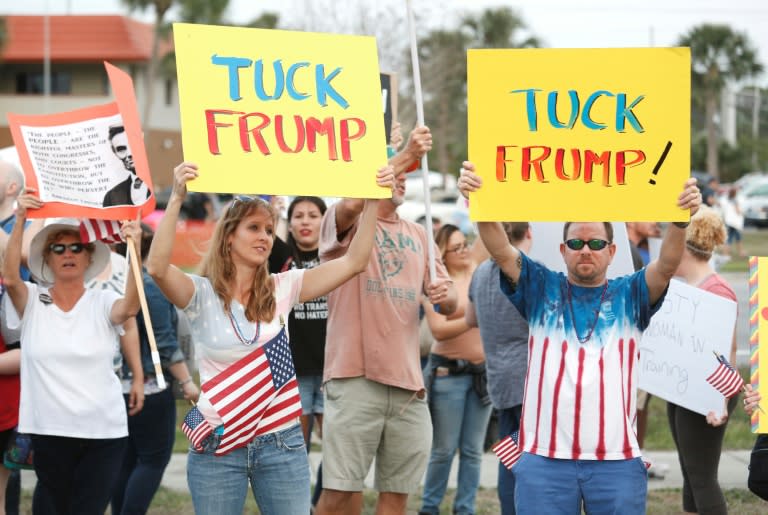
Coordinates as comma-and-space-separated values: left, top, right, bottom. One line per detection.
174, 23, 389, 198
750, 257, 768, 433
467, 48, 690, 221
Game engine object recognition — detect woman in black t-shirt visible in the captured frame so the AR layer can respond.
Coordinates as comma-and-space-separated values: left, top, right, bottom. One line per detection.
286, 197, 329, 446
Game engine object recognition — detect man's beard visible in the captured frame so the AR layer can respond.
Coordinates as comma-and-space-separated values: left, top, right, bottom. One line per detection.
390, 193, 405, 207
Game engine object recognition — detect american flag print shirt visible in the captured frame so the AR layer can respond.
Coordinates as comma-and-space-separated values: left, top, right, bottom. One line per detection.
501, 253, 662, 461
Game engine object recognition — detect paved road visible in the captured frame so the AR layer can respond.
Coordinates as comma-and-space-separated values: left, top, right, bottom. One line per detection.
20, 448, 753, 494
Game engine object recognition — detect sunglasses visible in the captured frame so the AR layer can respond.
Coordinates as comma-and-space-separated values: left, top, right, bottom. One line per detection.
228, 195, 271, 212
564, 239, 610, 251
445, 242, 470, 254
49, 243, 87, 255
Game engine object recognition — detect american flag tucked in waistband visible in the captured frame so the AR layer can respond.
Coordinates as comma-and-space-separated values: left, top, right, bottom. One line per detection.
187, 327, 301, 456
79, 219, 124, 244
493, 430, 522, 470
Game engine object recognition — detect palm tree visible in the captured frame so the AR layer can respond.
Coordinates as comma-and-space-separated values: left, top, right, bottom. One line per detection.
415, 29, 471, 184
461, 7, 540, 49
121, 0, 174, 127
408, 7, 540, 183
678, 24, 763, 179
177, 0, 229, 25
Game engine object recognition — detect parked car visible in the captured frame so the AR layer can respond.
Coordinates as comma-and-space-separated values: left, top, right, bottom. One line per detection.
404, 169, 458, 201
739, 178, 768, 227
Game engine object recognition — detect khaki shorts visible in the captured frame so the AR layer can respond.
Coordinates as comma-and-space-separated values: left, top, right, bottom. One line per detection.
321, 377, 432, 493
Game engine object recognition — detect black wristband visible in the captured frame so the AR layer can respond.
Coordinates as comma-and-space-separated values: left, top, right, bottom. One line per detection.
672, 221, 690, 229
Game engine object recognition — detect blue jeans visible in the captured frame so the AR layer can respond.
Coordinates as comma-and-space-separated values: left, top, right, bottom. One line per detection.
513, 453, 647, 515
30, 434, 127, 515
497, 406, 522, 515
187, 423, 311, 515
421, 374, 493, 515
297, 375, 324, 415
111, 388, 176, 514
5, 469, 20, 515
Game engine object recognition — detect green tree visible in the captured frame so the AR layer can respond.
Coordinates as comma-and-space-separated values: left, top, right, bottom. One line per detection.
121, 0, 175, 126
0, 17, 6, 52
461, 7, 541, 49
678, 24, 763, 179
177, 0, 229, 25
246, 13, 279, 29
414, 29, 470, 184
407, 8, 540, 182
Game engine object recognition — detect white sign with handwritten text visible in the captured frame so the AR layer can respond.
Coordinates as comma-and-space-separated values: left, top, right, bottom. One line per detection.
638, 278, 737, 416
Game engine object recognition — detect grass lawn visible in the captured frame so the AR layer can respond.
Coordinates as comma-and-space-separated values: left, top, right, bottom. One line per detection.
643, 372, 755, 450
718, 228, 766, 273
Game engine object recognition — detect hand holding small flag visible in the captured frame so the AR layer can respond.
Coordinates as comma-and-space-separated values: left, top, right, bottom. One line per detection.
705, 352, 744, 399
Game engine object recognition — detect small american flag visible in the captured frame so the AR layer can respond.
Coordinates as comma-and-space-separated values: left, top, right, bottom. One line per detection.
201, 327, 301, 456
493, 430, 522, 470
706, 353, 744, 399
181, 406, 214, 451
79, 219, 124, 244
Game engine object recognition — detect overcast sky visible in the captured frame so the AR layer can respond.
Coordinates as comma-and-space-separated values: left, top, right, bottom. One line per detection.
4, 0, 768, 82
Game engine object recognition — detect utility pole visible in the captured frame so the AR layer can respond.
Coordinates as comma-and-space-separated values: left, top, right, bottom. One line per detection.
752, 86, 761, 170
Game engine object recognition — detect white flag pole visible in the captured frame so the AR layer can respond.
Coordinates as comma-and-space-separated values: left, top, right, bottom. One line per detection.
406, 0, 436, 283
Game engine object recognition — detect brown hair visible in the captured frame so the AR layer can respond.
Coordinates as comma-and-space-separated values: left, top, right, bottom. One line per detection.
502, 222, 530, 244
198, 197, 277, 323
563, 222, 613, 242
685, 206, 726, 260
435, 224, 462, 259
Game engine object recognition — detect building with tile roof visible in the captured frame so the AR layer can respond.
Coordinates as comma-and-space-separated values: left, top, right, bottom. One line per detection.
0, 14, 181, 190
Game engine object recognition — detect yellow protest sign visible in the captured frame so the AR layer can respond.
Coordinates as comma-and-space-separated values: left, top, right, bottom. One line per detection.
467, 48, 690, 221
174, 23, 389, 198
750, 257, 768, 433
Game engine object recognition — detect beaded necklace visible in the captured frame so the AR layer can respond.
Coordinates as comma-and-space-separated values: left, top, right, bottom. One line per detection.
566, 281, 608, 344
227, 307, 261, 346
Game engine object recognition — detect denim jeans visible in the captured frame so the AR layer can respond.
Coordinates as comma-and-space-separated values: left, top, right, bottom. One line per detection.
513, 453, 647, 515
497, 406, 522, 515
421, 374, 493, 515
187, 423, 311, 515
111, 388, 176, 514
30, 434, 127, 515
5, 469, 20, 515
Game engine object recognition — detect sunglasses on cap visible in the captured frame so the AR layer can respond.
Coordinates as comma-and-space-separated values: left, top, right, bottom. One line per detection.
49, 243, 87, 255
564, 239, 610, 251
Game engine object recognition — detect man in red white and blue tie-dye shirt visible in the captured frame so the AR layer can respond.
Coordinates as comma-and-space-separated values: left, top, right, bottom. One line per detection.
458, 161, 702, 515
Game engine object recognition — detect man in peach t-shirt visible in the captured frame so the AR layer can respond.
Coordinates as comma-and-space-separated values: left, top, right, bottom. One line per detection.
316, 127, 457, 515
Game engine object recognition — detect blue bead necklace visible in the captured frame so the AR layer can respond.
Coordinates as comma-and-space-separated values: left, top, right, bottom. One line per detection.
227, 307, 261, 346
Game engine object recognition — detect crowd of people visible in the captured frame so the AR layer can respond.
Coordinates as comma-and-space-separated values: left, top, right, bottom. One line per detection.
0, 119, 762, 515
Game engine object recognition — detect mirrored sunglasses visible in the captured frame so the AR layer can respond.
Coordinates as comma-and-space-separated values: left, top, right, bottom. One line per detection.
564, 239, 610, 251
49, 243, 87, 255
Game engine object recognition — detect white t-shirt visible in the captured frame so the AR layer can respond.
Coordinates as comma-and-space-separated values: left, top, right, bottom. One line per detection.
183, 270, 304, 432
6, 283, 128, 438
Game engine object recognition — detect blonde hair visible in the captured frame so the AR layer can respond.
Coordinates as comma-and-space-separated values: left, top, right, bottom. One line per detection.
685, 206, 726, 260
198, 197, 277, 323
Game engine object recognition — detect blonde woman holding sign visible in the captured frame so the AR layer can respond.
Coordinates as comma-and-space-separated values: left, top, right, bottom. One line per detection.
146, 161, 393, 515
667, 206, 738, 515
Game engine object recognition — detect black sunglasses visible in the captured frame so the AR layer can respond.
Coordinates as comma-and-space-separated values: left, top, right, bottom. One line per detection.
564, 239, 610, 251
49, 243, 87, 255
